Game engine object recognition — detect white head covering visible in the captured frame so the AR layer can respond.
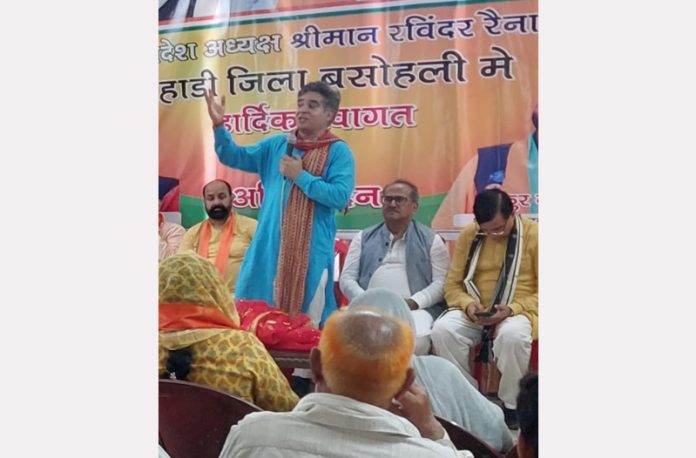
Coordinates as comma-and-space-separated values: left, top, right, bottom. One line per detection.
347, 288, 416, 332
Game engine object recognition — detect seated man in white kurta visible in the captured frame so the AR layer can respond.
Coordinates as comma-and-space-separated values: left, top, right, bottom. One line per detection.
339, 179, 450, 355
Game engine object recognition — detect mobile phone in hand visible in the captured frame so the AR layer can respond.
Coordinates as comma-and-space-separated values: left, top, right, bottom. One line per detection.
474, 310, 495, 318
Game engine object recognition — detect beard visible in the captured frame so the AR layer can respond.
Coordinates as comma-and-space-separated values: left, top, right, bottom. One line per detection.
206, 205, 230, 221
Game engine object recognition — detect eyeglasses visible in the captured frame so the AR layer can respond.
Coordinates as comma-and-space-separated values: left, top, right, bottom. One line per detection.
476, 217, 511, 236
381, 195, 409, 205
476, 228, 507, 236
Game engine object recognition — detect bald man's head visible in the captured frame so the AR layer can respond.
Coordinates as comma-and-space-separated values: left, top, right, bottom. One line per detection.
312, 310, 414, 406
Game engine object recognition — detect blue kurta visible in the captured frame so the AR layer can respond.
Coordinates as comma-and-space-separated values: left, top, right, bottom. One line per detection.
214, 126, 356, 324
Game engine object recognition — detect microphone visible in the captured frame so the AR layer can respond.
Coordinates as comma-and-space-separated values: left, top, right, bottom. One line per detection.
285, 133, 297, 157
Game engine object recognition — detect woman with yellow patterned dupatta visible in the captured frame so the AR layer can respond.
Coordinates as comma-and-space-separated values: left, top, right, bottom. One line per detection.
158, 252, 299, 412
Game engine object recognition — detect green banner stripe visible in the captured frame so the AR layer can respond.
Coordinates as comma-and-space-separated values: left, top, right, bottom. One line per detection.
180, 195, 207, 228
159, 0, 519, 35
179, 192, 446, 229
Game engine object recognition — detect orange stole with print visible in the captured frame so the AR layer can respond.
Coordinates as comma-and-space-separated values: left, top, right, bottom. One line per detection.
197, 214, 236, 276
275, 130, 341, 316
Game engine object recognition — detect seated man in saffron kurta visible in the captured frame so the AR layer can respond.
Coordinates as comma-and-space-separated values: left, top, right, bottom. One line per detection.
179, 179, 257, 294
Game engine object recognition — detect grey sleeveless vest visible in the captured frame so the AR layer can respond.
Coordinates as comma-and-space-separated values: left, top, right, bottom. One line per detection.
357, 220, 446, 319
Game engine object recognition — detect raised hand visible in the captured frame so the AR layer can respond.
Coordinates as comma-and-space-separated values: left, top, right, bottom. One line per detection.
204, 89, 226, 126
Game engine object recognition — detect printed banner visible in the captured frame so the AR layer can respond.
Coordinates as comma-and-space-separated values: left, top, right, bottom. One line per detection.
158, 0, 538, 229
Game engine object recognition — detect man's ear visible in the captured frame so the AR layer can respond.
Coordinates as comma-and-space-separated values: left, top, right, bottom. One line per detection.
325, 108, 337, 126
392, 367, 415, 399
309, 347, 323, 385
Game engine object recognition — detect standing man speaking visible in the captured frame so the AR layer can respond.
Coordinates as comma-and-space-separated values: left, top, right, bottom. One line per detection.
204, 82, 355, 326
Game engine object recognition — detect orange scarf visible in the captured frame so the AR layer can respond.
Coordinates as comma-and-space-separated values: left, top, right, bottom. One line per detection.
197, 214, 236, 277
293, 130, 341, 153
159, 303, 239, 330
275, 130, 341, 316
